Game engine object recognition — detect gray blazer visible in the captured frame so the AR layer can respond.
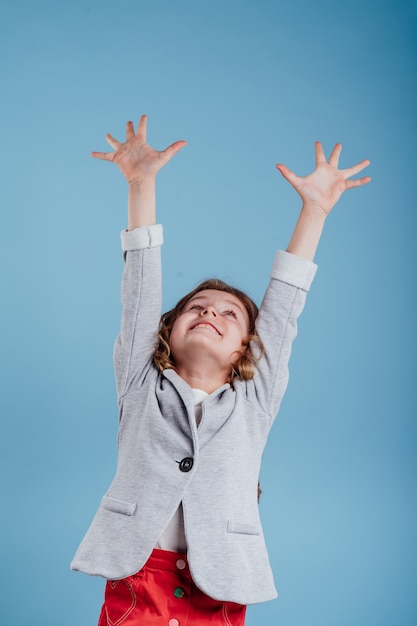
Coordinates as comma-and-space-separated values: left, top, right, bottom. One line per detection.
71, 225, 317, 605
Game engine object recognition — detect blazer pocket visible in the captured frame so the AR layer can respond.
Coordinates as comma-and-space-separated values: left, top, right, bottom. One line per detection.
102, 495, 137, 516
227, 520, 260, 536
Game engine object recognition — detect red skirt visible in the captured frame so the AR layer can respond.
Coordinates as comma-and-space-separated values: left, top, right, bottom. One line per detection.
98, 549, 247, 626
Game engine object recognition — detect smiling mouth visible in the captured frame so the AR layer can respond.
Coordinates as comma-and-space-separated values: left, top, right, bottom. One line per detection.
190, 323, 221, 335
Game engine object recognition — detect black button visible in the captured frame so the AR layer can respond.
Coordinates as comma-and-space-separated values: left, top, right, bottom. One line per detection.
178, 457, 193, 472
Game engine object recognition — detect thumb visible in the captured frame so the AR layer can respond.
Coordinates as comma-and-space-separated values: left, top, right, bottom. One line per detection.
160, 140, 187, 164
275, 164, 299, 189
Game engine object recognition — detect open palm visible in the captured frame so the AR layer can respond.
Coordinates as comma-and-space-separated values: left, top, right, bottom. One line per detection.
276, 142, 371, 215
92, 115, 187, 184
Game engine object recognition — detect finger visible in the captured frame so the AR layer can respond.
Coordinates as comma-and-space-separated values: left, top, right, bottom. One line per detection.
328, 143, 342, 167
91, 151, 114, 162
345, 176, 371, 189
276, 164, 300, 188
160, 140, 187, 163
342, 159, 371, 179
126, 120, 135, 141
315, 141, 326, 165
105, 133, 122, 150
136, 114, 147, 141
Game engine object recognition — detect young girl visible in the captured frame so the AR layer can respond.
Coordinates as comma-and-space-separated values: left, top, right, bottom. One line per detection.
71, 115, 370, 626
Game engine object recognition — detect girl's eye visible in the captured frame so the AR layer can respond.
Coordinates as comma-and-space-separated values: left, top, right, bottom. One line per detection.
190, 304, 203, 311
224, 309, 237, 319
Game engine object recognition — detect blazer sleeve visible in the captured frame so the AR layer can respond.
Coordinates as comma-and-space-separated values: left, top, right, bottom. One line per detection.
113, 225, 163, 403
249, 250, 317, 421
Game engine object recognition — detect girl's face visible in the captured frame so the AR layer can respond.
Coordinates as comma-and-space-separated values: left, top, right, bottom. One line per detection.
169, 289, 250, 373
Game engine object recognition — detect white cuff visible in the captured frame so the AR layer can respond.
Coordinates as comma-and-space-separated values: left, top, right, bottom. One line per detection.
121, 224, 164, 251
271, 250, 317, 291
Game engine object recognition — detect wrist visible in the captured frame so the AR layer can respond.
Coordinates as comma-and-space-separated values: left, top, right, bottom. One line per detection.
286, 204, 327, 261
128, 175, 156, 191
300, 203, 329, 221
127, 176, 157, 230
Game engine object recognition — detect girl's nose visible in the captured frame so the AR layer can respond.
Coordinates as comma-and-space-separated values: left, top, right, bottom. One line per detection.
201, 306, 217, 317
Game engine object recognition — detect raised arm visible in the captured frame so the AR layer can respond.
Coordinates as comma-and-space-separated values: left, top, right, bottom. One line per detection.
92, 114, 187, 229
92, 115, 186, 399
276, 142, 371, 260
248, 142, 370, 418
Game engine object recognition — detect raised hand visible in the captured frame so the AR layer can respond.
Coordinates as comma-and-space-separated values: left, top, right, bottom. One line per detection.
92, 115, 187, 184
276, 142, 371, 216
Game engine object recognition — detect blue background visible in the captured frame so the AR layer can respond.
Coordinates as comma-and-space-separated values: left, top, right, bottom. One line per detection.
1, 0, 416, 624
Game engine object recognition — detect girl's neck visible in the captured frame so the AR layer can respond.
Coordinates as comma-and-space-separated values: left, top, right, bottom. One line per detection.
176, 367, 229, 394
